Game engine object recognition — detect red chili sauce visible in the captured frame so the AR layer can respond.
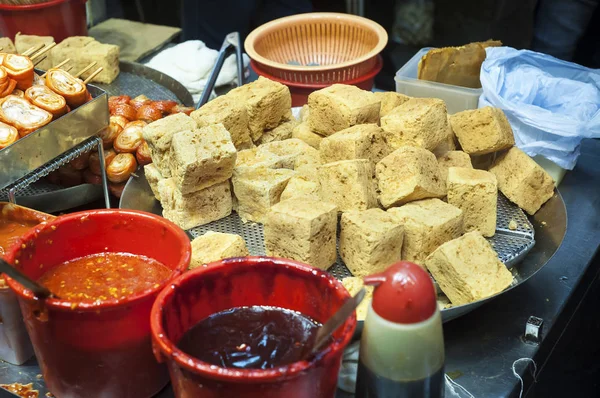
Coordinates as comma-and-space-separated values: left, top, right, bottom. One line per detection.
0, 383, 39, 398
0, 218, 38, 257
38, 252, 171, 302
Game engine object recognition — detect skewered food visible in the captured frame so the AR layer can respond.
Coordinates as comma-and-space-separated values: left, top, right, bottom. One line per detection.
153, 100, 177, 114
69, 151, 91, 170
32, 73, 45, 86
45, 68, 88, 108
109, 115, 128, 129
136, 141, 152, 165
10, 89, 25, 98
136, 104, 162, 122
130, 95, 150, 112
113, 124, 143, 153
108, 95, 131, 113
2, 54, 34, 90
123, 120, 147, 129
108, 182, 126, 197
0, 78, 17, 98
89, 149, 117, 176
99, 122, 122, 148
83, 169, 102, 185
106, 153, 137, 183
25, 85, 68, 119
0, 95, 52, 137
111, 103, 136, 120
0, 121, 18, 149
56, 165, 83, 187
169, 105, 194, 115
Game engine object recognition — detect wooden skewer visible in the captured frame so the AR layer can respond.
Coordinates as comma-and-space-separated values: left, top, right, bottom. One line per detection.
74, 62, 97, 78
63, 66, 74, 73
30, 42, 56, 61
41, 58, 71, 78
83, 67, 103, 84
33, 55, 47, 66
23, 43, 45, 57
0, 47, 3, 52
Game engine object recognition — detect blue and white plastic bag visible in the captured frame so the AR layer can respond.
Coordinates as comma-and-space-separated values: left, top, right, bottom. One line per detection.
479, 47, 600, 169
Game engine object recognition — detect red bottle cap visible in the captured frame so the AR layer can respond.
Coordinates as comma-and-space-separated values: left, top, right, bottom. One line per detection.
363, 261, 437, 324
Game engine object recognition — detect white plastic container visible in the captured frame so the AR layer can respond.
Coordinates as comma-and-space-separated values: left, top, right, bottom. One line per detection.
395, 47, 482, 114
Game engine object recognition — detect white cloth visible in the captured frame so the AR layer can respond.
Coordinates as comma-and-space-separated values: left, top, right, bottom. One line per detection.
145, 40, 250, 104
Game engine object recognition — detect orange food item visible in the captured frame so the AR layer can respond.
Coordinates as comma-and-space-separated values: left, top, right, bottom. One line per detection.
99, 122, 122, 148
25, 85, 68, 119
106, 153, 137, 183
170, 105, 194, 115
89, 148, 116, 176
111, 103, 136, 120
0, 79, 16, 98
108, 95, 131, 112
38, 252, 171, 302
2, 54, 34, 90
123, 120, 147, 129
83, 168, 103, 185
0, 120, 18, 149
152, 100, 177, 114
113, 124, 143, 153
0, 382, 39, 398
32, 73, 45, 86
109, 115, 129, 129
136, 141, 152, 165
0, 219, 38, 258
11, 88, 25, 98
130, 98, 150, 112
56, 165, 83, 187
0, 95, 52, 137
0, 66, 7, 86
109, 182, 126, 198
45, 68, 88, 109
136, 104, 162, 122
69, 151, 90, 170
46, 170, 61, 185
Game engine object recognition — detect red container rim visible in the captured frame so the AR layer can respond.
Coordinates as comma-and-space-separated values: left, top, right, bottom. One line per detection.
0, 0, 86, 11
5, 209, 191, 313
150, 256, 357, 383
251, 54, 383, 89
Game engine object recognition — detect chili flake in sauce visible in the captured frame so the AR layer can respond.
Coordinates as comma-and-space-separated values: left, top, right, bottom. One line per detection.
0, 383, 39, 398
38, 253, 171, 302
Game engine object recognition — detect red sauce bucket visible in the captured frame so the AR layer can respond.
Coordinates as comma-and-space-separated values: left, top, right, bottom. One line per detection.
151, 256, 356, 398
5, 209, 191, 398
0, 0, 88, 43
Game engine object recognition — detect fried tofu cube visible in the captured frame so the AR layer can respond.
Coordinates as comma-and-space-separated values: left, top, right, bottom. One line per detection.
432, 116, 458, 157
319, 159, 378, 212
264, 197, 338, 270
381, 98, 448, 151
447, 167, 497, 237
437, 150, 473, 181
280, 170, 321, 202
373, 91, 411, 117
190, 96, 252, 149
425, 231, 513, 305
341, 277, 374, 321
144, 163, 164, 199
292, 122, 324, 149
489, 147, 554, 214
449, 107, 515, 155
259, 138, 317, 169
340, 209, 404, 277
308, 84, 380, 136
227, 76, 292, 142
157, 178, 232, 230
376, 146, 446, 208
169, 125, 237, 194
235, 146, 282, 173
319, 124, 391, 167
189, 232, 249, 269
388, 198, 463, 265
232, 168, 295, 223
142, 113, 198, 177
256, 119, 299, 145
51, 36, 119, 84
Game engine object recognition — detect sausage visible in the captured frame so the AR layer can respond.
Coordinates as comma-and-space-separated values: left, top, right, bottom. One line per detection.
123, 120, 148, 129
89, 148, 117, 176
135, 141, 152, 166
111, 103, 136, 121
69, 151, 91, 170
106, 153, 137, 183
108, 95, 131, 113
83, 169, 103, 185
109, 115, 129, 129
169, 105, 194, 115
108, 182, 126, 198
152, 100, 177, 114
57, 165, 83, 187
113, 124, 143, 153
136, 104, 162, 122
99, 122, 122, 148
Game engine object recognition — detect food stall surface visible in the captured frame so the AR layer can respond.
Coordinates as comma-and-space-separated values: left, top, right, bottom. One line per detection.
0, 138, 598, 397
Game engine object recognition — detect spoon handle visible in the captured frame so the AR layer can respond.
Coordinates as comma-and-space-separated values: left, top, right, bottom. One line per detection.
0, 258, 55, 299
312, 288, 366, 355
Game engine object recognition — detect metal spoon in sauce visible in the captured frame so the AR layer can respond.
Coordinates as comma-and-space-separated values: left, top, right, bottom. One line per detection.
310, 288, 366, 357
0, 258, 56, 299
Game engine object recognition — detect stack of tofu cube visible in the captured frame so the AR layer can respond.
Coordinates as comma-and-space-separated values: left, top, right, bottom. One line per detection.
143, 75, 556, 307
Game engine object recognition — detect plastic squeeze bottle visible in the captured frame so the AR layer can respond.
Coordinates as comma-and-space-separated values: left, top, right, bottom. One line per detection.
355, 261, 445, 397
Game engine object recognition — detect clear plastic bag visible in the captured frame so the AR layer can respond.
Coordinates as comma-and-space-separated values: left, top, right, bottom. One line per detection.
479, 47, 600, 169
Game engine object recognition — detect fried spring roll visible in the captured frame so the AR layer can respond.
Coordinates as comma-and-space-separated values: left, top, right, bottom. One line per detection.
135, 141, 152, 166
123, 120, 147, 129
99, 122, 123, 148
109, 115, 129, 129
0, 79, 17, 98
45, 68, 88, 108
0, 120, 19, 149
25, 85, 68, 119
107, 153, 137, 183
111, 103, 136, 120
2, 54, 34, 90
89, 148, 117, 176
0, 95, 52, 137
11, 89, 25, 98
113, 124, 143, 153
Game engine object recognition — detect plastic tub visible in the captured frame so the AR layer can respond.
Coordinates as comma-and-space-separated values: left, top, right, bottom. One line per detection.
151, 256, 357, 398
395, 48, 482, 114
0, 202, 54, 366
252, 55, 383, 107
5, 209, 191, 398
0, 0, 88, 43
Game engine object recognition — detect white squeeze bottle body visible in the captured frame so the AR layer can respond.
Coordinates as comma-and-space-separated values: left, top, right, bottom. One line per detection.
355, 261, 445, 398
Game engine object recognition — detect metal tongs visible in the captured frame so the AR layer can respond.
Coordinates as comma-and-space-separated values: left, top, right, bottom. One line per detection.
196, 32, 244, 109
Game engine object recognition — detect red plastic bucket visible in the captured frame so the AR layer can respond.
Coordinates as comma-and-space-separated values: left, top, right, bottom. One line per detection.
5, 209, 191, 398
251, 55, 383, 107
0, 0, 88, 43
151, 256, 357, 398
